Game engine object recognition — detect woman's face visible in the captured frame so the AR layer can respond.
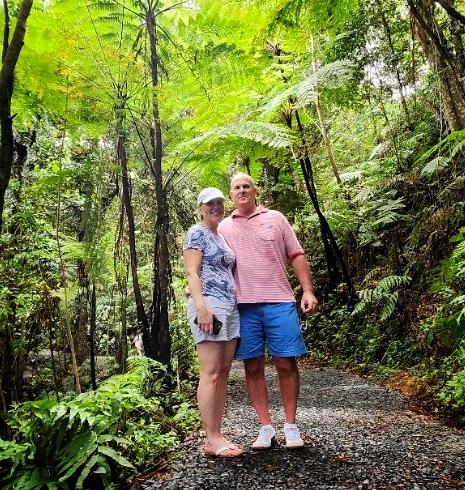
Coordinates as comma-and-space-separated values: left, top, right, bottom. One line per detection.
199, 198, 224, 227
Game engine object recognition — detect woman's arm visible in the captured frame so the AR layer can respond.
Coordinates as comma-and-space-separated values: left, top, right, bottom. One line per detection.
183, 248, 214, 333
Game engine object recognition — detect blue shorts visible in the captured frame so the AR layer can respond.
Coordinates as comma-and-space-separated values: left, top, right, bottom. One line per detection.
235, 303, 307, 359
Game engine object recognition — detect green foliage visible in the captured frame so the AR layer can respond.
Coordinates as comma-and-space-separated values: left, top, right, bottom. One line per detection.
438, 368, 465, 418
181, 121, 296, 151
305, 296, 422, 374
265, 0, 359, 38
353, 274, 411, 322
422, 228, 465, 350
260, 58, 358, 116
355, 191, 408, 246
416, 128, 465, 177
437, 343, 465, 419
0, 357, 198, 489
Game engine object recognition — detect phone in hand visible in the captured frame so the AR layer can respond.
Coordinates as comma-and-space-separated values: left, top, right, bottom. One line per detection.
194, 316, 223, 335
212, 317, 223, 335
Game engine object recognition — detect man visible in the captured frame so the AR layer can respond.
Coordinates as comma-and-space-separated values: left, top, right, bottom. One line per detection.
218, 172, 318, 450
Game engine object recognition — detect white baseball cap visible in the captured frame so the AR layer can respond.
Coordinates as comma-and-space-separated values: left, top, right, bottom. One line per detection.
197, 187, 225, 205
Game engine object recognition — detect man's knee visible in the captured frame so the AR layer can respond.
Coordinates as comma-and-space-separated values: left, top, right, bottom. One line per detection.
273, 356, 298, 375
244, 356, 265, 377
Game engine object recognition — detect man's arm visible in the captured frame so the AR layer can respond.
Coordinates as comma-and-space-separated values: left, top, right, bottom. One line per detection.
290, 254, 318, 314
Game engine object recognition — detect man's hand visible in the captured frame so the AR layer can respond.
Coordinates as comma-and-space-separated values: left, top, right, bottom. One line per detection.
300, 291, 318, 315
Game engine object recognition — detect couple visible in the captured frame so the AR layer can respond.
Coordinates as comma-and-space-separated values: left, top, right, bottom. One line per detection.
183, 173, 318, 458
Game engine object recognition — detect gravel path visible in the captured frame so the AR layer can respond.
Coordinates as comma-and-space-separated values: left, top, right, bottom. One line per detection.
141, 361, 465, 490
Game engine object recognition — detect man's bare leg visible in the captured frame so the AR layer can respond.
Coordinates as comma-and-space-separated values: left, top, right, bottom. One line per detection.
244, 356, 272, 425
273, 356, 300, 424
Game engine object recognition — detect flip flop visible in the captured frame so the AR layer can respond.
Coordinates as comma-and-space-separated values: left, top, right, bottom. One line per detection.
204, 444, 244, 458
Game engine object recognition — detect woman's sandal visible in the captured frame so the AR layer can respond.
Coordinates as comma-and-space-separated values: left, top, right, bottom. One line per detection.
204, 444, 244, 458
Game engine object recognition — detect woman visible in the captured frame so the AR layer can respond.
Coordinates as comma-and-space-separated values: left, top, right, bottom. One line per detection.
183, 187, 243, 458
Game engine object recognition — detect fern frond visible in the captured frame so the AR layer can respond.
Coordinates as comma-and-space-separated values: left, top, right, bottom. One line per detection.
339, 170, 362, 182
260, 84, 311, 116
353, 274, 410, 321
376, 275, 411, 292
451, 240, 465, 260
261, 59, 355, 115
450, 295, 465, 306
420, 156, 450, 177
180, 121, 296, 150
368, 141, 391, 161
380, 291, 398, 321
358, 288, 375, 302
416, 127, 465, 166
361, 267, 382, 285
309, 59, 355, 89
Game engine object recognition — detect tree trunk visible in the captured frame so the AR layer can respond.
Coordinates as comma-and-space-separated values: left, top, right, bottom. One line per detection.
89, 282, 97, 390
116, 116, 151, 347
294, 110, 356, 300
0, 0, 33, 235
0, 330, 13, 436
310, 36, 342, 184
74, 260, 89, 364
146, 6, 172, 367
407, 0, 465, 131
115, 200, 129, 372
375, 0, 412, 126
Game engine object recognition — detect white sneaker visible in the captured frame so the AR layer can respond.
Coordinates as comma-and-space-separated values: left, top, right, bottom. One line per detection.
251, 425, 276, 450
284, 424, 304, 449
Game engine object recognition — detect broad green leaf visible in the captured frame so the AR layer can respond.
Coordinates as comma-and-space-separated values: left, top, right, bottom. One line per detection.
97, 445, 134, 468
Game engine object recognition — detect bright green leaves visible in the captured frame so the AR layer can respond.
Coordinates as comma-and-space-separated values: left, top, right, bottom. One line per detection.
0, 357, 198, 489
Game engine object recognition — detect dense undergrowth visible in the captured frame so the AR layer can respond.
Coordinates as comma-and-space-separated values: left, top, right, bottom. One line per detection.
0, 356, 200, 489
303, 221, 465, 425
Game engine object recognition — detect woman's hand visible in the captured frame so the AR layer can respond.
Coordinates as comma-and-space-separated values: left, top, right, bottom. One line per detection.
195, 306, 214, 334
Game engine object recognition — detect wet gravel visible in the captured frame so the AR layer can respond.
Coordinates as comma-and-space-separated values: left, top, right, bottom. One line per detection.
141, 361, 465, 489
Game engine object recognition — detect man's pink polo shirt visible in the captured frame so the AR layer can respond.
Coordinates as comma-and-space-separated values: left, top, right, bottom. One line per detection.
218, 205, 304, 304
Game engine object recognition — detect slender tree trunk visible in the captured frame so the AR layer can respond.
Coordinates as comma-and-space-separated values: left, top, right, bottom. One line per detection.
89, 282, 97, 390
115, 201, 129, 372
294, 110, 356, 300
0, 0, 33, 235
57, 180, 81, 395
314, 94, 342, 184
146, 6, 172, 367
116, 115, 151, 348
46, 294, 60, 399
375, 0, 412, 126
310, 37, 342, 184
74, 259, 89, 364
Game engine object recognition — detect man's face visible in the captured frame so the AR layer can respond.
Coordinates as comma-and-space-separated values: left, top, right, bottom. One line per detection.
230, 176, 256, 207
